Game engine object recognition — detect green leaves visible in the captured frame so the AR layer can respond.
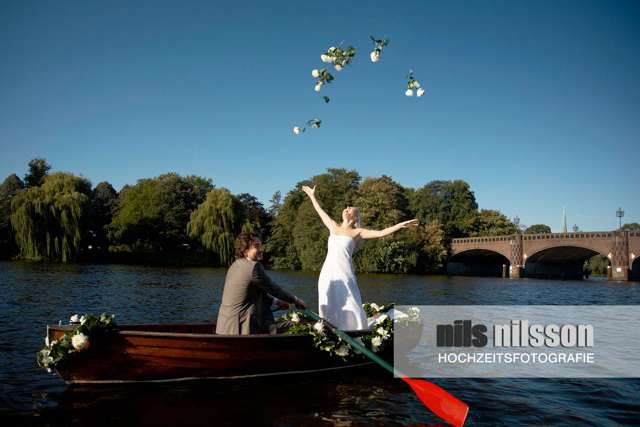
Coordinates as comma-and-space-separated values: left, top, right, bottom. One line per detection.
10, 172, 91, 262
37, 313, 117, 372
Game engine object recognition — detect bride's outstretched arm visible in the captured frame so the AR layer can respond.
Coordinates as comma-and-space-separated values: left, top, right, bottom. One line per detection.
301, 185, 337, 231
358, 219, 419, 240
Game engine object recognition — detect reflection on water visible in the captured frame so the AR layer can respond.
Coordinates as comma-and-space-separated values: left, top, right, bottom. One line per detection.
1, 261, 639, 426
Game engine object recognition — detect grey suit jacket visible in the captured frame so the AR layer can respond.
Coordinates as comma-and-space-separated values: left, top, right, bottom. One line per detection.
215, 258, 297, 335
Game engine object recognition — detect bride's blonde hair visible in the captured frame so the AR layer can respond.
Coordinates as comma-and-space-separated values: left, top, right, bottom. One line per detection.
348, 207, 361, 229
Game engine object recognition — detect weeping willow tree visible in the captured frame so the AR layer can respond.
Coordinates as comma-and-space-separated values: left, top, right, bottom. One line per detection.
187, 188, 240, 266
10, 173, 91, 262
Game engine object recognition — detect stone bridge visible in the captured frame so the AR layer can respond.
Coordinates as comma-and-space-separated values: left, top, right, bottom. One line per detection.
449, 230, 640, 281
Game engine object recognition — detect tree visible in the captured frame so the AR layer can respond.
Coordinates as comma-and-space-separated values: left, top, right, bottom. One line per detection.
87, 182, 118, 251
622, 223, 640, 231
0, 174, 25, 256
470, 209, 517, 237
187, 188, 240, 265
24, 158, 51, 188
108, 173, 213, 251
10, 172, 91, 262
410, 180, 478, 239
416, 219, 448, 273
236, 193, 270, 235
268, 191, 282, 217
352, 176, 416, 273
524, 224, 552, 234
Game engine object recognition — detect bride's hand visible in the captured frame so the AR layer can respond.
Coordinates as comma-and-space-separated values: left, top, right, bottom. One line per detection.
302, 185, 316, 198
400, 219, 419, 228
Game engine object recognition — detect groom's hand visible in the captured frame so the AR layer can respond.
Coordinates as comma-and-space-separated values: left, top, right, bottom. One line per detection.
275, 299, 290, 310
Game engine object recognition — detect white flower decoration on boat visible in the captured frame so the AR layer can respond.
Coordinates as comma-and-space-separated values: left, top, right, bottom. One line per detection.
369, 303, 380, 312
71, 333, 90, 351
45, 336, 50, 347
313, 321, 324, 333
376, 327, 390, 339
371, 336, 382, 351
375, 314, 389, 324
335, 345, 349, 357
80, 315, 87, 325
290, 312, 300, 323
70, 314, 79, 324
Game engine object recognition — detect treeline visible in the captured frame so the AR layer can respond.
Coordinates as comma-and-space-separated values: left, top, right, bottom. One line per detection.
5, 159, 627, 273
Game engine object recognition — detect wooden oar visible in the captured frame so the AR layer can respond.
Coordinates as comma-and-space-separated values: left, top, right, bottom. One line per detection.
303, 309, 469, 427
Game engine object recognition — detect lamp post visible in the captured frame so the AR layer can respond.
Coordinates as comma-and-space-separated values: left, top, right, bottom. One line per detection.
616, 207, 624, 230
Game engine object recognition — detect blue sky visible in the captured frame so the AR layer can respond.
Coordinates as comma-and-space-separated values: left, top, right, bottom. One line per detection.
1, 0, 638, 232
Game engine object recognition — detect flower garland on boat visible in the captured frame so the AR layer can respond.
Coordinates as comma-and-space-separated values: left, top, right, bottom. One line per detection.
278, 303, 420, 361
37, 313, 117, 372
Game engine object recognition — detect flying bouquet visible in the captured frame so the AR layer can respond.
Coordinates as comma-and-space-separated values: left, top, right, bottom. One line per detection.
369, 36, 390, 62
320, 46, 356, 71
293, 118, 322, 135
405, 71, 425, 97
311, 68, 334, 93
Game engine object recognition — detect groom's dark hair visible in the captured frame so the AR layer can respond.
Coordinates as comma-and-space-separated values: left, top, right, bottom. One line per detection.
234, 232, 261, 259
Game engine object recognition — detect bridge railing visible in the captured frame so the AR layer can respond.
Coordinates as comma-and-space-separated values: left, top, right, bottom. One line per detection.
452, 231, 620, 244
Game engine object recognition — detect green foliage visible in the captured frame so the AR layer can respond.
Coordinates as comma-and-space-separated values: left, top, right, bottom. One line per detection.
525, 224, 552, 234
10, 172, 91, 262
585, 254, 609, 276
24, 158, 51, 188
236, 193, 270, 235
410, 180, 478, 239
187, 188, 240, 265
108, 173, 213, 251
0, 174, 25, 256
87, 182, 118, 251
37, 313, 117, 371
622, 223, 640, 231
470, 209, 517, 237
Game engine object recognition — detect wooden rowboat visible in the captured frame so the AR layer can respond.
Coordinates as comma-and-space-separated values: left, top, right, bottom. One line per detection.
46, 323, 386, 384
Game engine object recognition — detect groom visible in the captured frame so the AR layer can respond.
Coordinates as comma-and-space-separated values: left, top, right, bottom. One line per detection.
215, 232, 306, 335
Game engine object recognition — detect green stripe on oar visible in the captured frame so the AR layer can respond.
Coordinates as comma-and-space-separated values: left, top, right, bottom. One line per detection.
303, 309, 469, 427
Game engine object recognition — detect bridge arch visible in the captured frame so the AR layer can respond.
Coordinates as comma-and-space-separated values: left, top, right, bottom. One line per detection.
524, 245, 605, 280
447, 249, 511, 277
631, 257, 640, 281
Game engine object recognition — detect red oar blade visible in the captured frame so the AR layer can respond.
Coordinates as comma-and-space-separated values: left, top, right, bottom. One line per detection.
402, 377, 469, 427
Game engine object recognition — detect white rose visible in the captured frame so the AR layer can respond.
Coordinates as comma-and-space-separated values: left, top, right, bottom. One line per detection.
334, 64, 342, 71
45, 336, 50, 347
293, 127, 303, 135
80, 315, 87, 325
417, 88, 425, 97
369, 303, 380, 312
313, 321, 324, 333
375, 314, 388, 324
405, 89, 414, 97
335, 345, 349, 357
311, 69, 320, 78
71, 333, 90, 351
371, 336, 382, 351
290, 312, 300, 323
314, 82, 323, 92
370, 50, 380, 62
320, 54, 330, 63
70, 314, 79, 324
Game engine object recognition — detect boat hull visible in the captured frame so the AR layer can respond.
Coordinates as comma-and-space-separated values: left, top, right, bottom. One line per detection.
47, 324, 383, 384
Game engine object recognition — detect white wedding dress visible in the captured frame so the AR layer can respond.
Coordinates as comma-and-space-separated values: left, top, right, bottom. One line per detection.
317, 233, 368, 330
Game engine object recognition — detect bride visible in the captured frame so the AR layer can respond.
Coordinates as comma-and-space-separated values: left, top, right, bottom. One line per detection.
302, 185, 419, 330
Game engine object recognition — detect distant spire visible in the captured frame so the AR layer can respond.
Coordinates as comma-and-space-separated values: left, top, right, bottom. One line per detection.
563, 207, 567, 233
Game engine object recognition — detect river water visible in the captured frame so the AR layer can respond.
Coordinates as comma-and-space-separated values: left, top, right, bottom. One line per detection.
1, 261, 639, 426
